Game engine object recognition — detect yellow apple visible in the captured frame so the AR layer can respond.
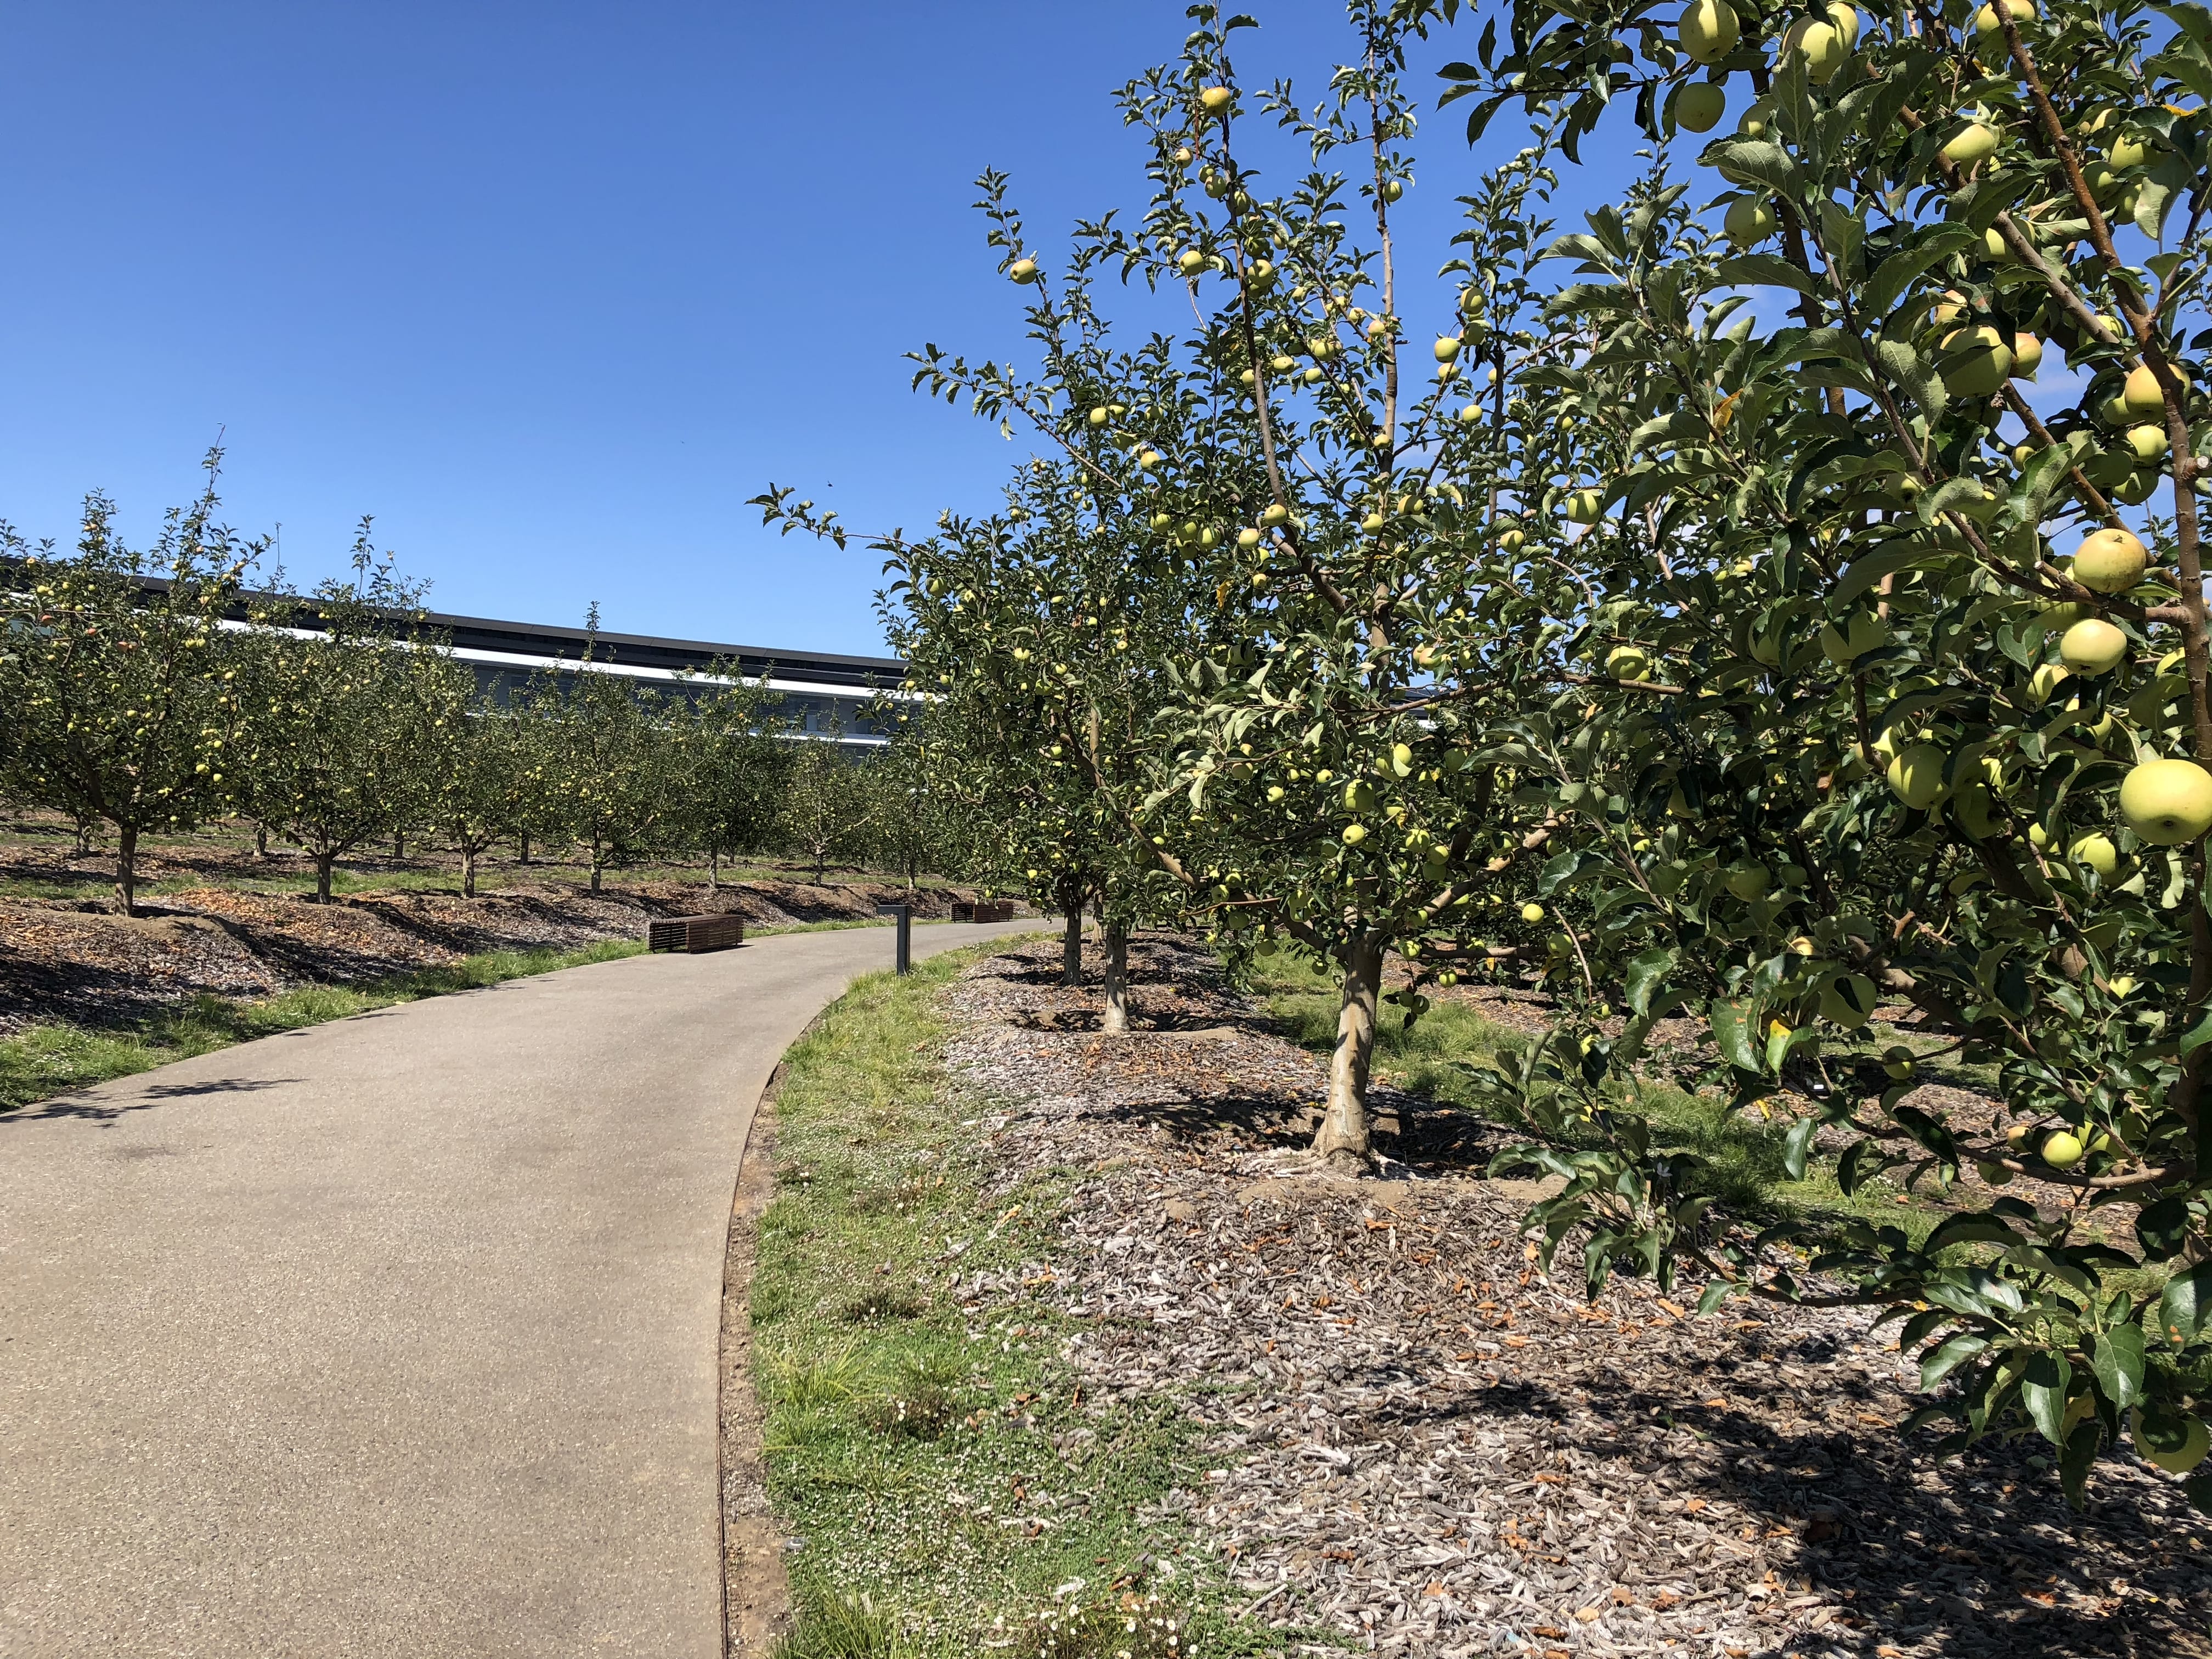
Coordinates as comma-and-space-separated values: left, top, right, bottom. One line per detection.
1606, 644, 1652, 680
1678, 0, 1741, 64
1341, 822, 1368, 845
1781, 16, 1849, 82
1521, 902, 1546, 924
2059, 617, 2129, 675
1563, 488, 1606, 523
1199, 85, 1235, 115
2012, 332, 2044, 377
2072, 527, 2147, 592
2120, 757, 2212, 844
1974, 0, 2034, 32
2126, 424, 2170, 462
1942, 122, 2001, 168
2069, 831, 2118, 878
1724, 196, 1776, 245
1676, 82, 1727, 133
1008, 257, 1041, 284
1939, 325, 2013, 396
2042, 1129, 2085, 1168
1886, 743, 1950, 809
2123, 363, 2165, 415
2136, 1412, 2211, 1474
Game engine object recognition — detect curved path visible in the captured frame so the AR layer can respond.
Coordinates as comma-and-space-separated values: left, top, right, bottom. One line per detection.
0, 921, 1036, 1659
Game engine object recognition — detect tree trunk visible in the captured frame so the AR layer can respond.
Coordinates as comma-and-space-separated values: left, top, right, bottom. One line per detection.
315, 850, 336, 905
113, 823, 138, 917
1312, 932, 1385, 1173
814, 844, 826, 884
905, 850, 917, 896
254, 822, 269, 859
708, 846, 720, 891
462, 844, 478, 899
1102, 919, 1130, 1034
590, 840, 604, 893
1062, 907, 1083, 988
518, 830, 532, 866
393, 829, 405, 861
76, 815, 96, 856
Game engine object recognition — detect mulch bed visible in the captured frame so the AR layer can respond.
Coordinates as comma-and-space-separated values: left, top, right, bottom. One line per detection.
938, 936, 2210, 1658
0, 830, 993, 1036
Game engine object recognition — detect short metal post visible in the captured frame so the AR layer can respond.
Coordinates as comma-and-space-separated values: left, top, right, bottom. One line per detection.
878, 904, 912, 973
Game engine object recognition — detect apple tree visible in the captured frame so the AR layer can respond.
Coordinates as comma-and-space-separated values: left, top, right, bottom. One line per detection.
1414, 0, 2212, 1500
0, 460, 259, 915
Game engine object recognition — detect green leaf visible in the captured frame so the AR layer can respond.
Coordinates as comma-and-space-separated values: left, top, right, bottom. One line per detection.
1858, 223, 1980, 323
2021, 1351, 2073, 1446
1923, 1211, 2022, 1254
2089, 1323, 2147, 1412
1696, 1279, 1736, 1314
1707, 139, 1796, 193
2135, 153, 2193, 240
1709, 996, 1762, 1073
2059, 1416, 2102, 1512
1920, 1331, 1986, 1389
2158, 1261, 2212, 1346
1622, 946, 1677, 1018
2136, 1195, 2195, 1261
1875, 338, 1945, 419
1713, 254, 1819, 296
1782, 1114, 1819, 1182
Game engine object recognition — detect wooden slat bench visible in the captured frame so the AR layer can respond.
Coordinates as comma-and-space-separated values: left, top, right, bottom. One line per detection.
951, 900, 1015, 923
647, 913, 747, 953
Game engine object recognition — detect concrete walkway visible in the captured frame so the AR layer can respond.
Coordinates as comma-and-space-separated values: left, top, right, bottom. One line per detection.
0, 921, 1034, 1659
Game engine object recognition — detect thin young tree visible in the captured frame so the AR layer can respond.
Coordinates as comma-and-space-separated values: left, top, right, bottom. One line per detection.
0, 456, 259, 915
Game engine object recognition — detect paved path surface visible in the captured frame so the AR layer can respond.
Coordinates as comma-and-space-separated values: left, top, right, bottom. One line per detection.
1, 921, 1036, 1659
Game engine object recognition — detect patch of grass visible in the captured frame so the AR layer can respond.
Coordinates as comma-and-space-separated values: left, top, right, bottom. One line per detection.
0, 938, 644, 1114
753, 952, 1267, 1658
1246, 949, 1945, 1244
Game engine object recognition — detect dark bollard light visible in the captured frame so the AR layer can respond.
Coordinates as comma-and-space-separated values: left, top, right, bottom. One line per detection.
876, 904, 912, 974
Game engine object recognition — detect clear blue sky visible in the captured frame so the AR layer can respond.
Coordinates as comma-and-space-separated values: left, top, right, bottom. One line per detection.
1, 2, 1575, 657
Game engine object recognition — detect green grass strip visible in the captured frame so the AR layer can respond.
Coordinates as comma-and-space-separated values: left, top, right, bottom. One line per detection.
753, 951, 1269, 1659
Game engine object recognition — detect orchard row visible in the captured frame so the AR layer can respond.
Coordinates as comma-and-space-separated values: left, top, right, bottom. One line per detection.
0, 480, 961, 913
768, 1, 2212, 1500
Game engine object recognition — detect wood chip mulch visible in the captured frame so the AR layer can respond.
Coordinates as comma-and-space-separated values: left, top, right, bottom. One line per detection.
939, 937, 2211, 1658
0, 829, 995, 1035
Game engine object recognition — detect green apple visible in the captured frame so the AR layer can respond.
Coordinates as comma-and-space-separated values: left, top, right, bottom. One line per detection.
2028, 661, 2072, 704
1723, 196, 1776, 245
1237, 527, 1262, 549
2109, 974, 2137, 997
1675, 82, 1726, 133
2114, 469, 2161, 504
1953, 781, 2002, 838
2135, 1410, 2211, 1474
1266, 785, 1285, 802
1942, 122, 2001, 168
1724, 862, 1770, 901
2126, 424, 2170, 463
1882, 1046, 1916, 1081
1939, 325, 2013, 396
1342, 779, 1378, 812
1521, 901, 1546, 924
2121, 757, 2212, 844
1974, 0, 2035, 33
1199, 85, 1235, 115
1563, 488, 1606, 523
2123, 363, 2165, 415
1886, 743, 1951, 810
1498, 527, 1527, 552
2069, 831, 2118, 878
1177, 249, 1207, 276
2041, 1129, 2085, 1168
1606, 644, 1652, 681
1737, 97, 1774, 138
2072, 527, 2147, 592
1827, 3, 1863, 46
1819, 972, 1877, 1029
2059, 617, 2130, 676
1008, 257, 1041, 284
1341, 822, 1368, 845
1820, 610, 1891, 664
1678, 0, 1741, 65
1977, 1161, 2015, 1185
2011, 332, 2043, 378
1781, 16, 1849, 82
